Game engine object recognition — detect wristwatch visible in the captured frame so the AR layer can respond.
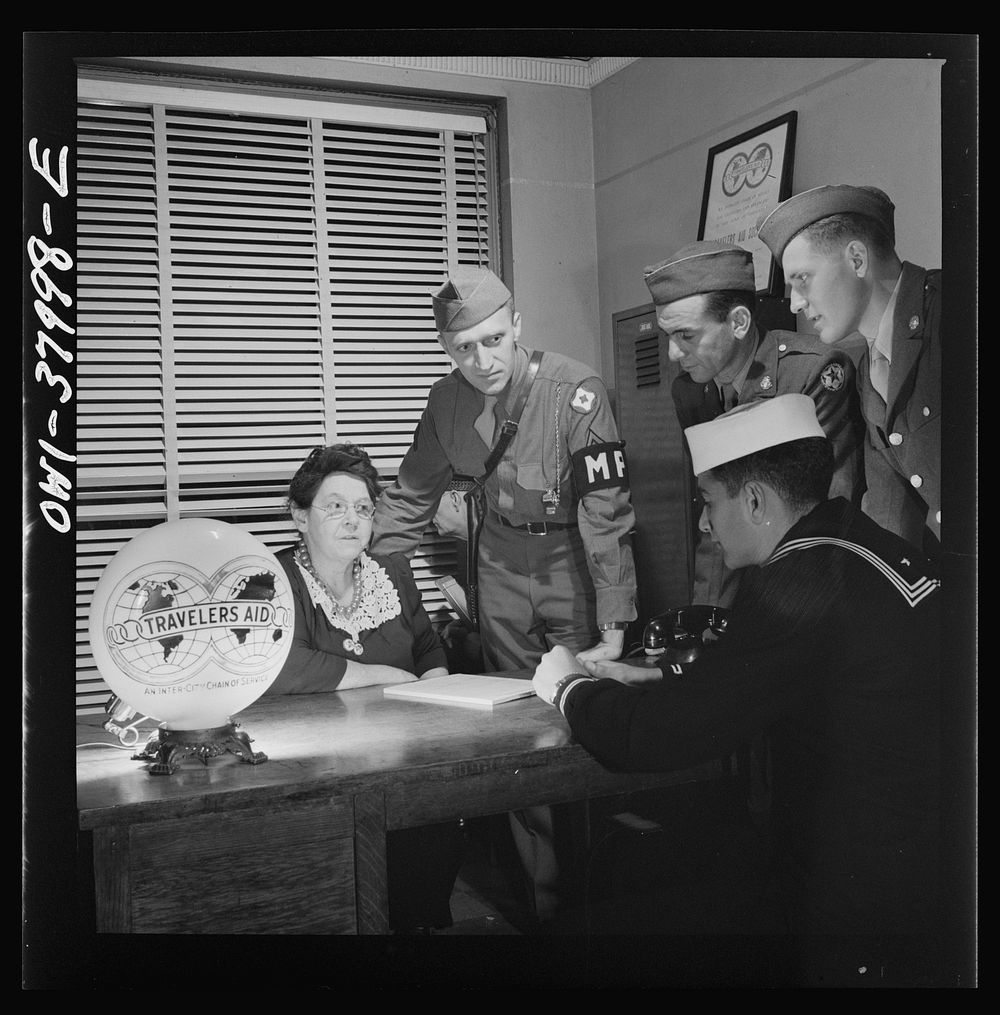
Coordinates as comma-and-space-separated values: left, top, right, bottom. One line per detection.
598, 622, 628, 631
552, 672, 593, 711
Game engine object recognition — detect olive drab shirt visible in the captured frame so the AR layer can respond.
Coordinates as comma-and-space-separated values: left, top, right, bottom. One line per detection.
370, 345, 638, 625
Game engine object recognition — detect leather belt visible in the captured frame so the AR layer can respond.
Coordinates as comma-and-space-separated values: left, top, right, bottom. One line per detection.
491, 511, 576, 536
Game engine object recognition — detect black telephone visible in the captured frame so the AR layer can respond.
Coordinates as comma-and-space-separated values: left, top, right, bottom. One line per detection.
640, 605, 730, 667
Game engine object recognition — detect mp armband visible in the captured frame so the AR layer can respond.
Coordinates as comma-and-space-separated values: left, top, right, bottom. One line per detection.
571, 441, 630, 495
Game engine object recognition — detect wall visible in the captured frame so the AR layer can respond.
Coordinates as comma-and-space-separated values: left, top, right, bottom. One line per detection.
591, 57, 944, 380
130, 55, 604, 374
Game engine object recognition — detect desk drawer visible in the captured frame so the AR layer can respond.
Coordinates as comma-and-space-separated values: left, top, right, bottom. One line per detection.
385, 753, 724, 828
96, 798, 356, 934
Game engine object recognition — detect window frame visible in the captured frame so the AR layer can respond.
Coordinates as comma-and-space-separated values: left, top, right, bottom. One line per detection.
75, 69, 503, 713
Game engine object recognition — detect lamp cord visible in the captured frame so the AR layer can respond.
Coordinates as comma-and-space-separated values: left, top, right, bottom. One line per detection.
77, 741, 141, 751
77, 713, 158, 750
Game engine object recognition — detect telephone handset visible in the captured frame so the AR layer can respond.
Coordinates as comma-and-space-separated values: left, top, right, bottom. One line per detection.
641, 605, 730, 667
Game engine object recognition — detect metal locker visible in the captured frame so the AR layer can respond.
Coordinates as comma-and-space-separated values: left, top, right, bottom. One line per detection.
611, 303, 693, 644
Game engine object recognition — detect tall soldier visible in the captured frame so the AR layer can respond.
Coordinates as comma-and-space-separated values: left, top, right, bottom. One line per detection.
757, 185, 941, 556
370, 266, 637, 920
643, 240, 864, 606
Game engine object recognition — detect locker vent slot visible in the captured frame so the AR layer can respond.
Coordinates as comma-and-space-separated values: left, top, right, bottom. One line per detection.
635, 334, 661, 388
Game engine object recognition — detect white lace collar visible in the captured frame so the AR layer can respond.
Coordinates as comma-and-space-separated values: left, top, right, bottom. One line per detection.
295, 549, 401, 639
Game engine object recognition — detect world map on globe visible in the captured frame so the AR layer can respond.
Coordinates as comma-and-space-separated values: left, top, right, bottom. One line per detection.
101, 558, 292, 685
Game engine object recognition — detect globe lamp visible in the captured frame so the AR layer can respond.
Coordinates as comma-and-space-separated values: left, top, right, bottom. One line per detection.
88, 518, 294, 775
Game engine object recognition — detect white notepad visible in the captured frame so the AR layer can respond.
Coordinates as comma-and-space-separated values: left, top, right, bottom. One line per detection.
382, 673, 535, 710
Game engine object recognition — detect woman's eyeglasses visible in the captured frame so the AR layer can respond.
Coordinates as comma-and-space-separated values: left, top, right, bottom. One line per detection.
311, 500, 375, 521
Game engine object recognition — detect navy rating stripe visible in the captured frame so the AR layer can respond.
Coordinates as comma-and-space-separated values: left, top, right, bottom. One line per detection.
767, 537, 941, 607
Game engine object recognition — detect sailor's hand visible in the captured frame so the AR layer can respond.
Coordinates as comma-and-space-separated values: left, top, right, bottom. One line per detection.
532, 645, 584, 705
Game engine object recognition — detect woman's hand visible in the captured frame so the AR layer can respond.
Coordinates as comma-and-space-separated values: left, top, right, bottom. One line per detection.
339, 661, 418, 690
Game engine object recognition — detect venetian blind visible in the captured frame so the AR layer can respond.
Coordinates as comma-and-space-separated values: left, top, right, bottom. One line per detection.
75, 79, 496, 714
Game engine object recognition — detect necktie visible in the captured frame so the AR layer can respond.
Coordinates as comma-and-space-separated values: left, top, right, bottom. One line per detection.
869, 348, 890, 403
474, 395, 499, 447
707, 383, 724, 418
721, 383, 737, 412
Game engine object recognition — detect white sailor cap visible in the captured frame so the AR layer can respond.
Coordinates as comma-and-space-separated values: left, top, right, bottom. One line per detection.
685, 393, 826, 475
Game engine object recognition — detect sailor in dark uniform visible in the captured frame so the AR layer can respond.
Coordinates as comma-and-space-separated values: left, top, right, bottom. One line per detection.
533, 395, 942, 982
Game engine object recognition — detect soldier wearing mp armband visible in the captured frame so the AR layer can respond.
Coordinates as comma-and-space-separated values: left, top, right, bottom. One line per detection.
370, 266, 637, 672
370, 266, 638, 923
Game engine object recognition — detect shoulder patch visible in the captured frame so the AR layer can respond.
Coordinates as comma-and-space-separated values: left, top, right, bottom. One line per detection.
820, 362, 846, 391
571, 385, 597, 413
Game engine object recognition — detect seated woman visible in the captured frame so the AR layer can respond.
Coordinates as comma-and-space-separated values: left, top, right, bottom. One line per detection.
268, 443, 464, 933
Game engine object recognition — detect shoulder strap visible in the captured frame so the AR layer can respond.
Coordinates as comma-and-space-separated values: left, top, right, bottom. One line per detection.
477, 349, 544, 483
463, 349, 543, 631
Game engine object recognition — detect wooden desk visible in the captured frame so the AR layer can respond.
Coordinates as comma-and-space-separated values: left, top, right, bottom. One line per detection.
77, 684, 722, 935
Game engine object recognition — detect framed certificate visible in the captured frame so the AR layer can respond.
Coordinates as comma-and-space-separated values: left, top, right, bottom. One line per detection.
697, 111, 797, 295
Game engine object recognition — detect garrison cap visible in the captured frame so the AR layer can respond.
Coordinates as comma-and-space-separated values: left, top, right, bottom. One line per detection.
432, 267, 512, 333
643, 240, 755, 306
756, 184, 896, 261
685, 393, 826, 476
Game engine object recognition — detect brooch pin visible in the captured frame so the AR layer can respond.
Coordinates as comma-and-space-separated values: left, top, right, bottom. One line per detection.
759, 375, 773, 391
343, 637, 364, 656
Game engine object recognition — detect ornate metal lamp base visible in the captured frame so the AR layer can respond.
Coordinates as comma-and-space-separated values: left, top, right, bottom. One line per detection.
132, 723, 268, 776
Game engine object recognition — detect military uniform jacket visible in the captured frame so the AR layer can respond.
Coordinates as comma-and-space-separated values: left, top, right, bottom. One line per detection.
858, 262, 941, 550
370, 345, 637, 625
673, 327, 865, 606
561, 497, 941, 935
